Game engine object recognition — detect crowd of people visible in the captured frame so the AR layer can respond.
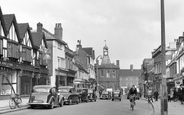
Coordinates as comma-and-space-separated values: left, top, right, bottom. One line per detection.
168, 84, 184, 104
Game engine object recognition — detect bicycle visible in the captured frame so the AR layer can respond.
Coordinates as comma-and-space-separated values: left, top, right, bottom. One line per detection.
130, 95, 136, 111
9, 94, 22, 109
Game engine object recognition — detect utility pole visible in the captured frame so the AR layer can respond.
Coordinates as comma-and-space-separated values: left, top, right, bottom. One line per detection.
160, 0, 168, 115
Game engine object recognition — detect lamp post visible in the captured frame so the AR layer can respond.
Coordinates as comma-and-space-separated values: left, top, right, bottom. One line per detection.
160, 0, 168, 115
96, 55, 102, 97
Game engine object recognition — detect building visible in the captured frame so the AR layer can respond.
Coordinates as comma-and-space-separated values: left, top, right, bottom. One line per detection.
0, 7, 49, 99
119, 65, 141, 95
96, 44, 120, 90
42, 23, 76, 87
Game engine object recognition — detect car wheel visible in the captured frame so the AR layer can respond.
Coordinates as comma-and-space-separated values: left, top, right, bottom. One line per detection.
119, 99, 121, 101
112, 99, 114, 101
49, 100, 54, 109
60, 99, 64, 107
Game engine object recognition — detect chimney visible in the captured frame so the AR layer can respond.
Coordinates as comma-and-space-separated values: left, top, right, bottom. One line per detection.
116, 60, 120, 67
130, 64, 133, 71
76, 40, 82, 49
54, 23, 63, 40
37, 22, 43, 32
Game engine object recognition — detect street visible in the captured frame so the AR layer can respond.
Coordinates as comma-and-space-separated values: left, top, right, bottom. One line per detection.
5, 96, 152, 115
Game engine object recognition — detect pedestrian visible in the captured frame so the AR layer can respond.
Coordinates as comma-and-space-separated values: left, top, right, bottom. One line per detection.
173, 87, 177, 102
181, 84, 184, 104
178, 84, 183, 104
154, 90, 159, 101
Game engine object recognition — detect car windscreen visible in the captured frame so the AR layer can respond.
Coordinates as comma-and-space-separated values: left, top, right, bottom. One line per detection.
58, 88, 70, 93
33, 87, 50, 93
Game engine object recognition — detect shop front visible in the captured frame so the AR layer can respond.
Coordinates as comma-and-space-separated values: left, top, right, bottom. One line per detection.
0, 60, 20, 100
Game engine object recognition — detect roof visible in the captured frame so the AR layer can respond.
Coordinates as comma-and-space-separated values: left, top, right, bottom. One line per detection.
17, 23, 34, 47
33, 85, 54, 88
82, 47, 95, 59
74, 62, 88, 73
0, 7, 7, 36
31, 32, 42, 48
119, 69, 141, 77
97, 63, 119, 69
31, 31, 47, 49
3, 14, 14, 31
3, 14, 21, 43
42, 28, 67, 45
17, 23, 28, 41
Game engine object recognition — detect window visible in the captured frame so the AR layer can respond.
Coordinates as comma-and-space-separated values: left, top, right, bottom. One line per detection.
112, 70, 116, 78
58, 43, 62, 50
58, 57, 65, 69
101, 70, 104, 77
106, 70, 110, 78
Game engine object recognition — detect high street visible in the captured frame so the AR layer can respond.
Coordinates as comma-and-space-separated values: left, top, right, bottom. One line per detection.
5, 96, 152, 115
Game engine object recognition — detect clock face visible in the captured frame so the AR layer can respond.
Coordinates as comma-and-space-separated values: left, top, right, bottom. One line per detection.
104, 51, 108, 55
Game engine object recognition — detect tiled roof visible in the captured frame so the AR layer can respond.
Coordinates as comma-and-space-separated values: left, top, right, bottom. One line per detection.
0, 7, 7, 35
119, 69, 141, 77
17, 23, 28, 41
31, 32, 42, 48
74, 62, 88, 73
83, 47, 95, 59
98, 63, 119, 69
42, 28, 67, 45
3, 14, 14, 31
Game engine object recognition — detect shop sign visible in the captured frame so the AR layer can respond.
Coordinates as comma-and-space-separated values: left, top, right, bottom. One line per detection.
0, 61, 13, 67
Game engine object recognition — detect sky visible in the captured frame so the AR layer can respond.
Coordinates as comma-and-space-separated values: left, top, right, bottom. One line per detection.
1, 0, 184, 69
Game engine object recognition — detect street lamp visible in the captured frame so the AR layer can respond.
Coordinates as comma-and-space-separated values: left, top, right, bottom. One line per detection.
96, 55, 102, 97
160, 0, 168, 115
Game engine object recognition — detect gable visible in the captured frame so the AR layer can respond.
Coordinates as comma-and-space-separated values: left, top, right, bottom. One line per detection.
0, 20, 5, 36
7, 24, 18, 42
23, 31, 32, 47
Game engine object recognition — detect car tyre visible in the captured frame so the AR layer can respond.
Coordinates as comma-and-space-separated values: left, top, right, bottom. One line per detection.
60, 99, 64, 107
112, 99, 114, 101
49, 100, 54, 109
119, 99, 121, 101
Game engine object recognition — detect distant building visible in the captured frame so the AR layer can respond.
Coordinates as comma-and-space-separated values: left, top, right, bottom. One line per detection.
119, 65, 141, 94
96, 44, 120, 90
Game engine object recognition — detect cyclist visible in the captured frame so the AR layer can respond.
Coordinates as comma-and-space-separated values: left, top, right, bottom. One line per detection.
129, 85, 137, 107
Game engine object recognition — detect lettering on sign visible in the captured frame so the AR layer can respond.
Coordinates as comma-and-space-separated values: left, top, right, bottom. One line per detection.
0, 61, 13, 67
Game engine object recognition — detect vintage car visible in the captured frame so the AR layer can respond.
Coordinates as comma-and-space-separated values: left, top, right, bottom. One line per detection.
76, 88, 89, 102
100, 91, 111, 100
28, 85, 64, 109
58, 86, 80, 105
112, 90, 121, 101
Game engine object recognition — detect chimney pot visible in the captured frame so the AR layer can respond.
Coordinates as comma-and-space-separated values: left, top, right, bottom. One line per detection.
37, 22, 43, 32
54, 23, 63, 40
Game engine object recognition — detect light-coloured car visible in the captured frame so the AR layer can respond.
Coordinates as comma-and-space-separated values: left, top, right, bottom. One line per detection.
28, 85, 64, 109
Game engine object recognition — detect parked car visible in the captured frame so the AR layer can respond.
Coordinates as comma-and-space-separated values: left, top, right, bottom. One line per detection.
28, 85, 64, 109
112, 90, 121, 101
58, 86, 80, 105
100, 91, 111, 100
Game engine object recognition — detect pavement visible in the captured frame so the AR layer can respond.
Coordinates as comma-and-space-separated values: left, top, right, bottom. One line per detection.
143, 98, 184, 115
0, 97, 29, 114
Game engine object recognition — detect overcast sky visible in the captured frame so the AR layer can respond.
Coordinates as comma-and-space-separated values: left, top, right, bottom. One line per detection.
1, 0, 184, 69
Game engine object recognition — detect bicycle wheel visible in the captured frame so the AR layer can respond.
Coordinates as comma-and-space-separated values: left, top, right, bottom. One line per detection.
9, 99, 16, 109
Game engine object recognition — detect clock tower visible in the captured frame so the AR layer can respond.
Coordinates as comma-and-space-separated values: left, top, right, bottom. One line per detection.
101, 44, 111, 64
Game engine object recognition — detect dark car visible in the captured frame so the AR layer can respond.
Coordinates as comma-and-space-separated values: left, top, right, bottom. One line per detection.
28, 85, 64, 109
58, 86, 80, 105
112, 90, 121, 101
100, 91, 111, 100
